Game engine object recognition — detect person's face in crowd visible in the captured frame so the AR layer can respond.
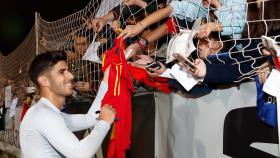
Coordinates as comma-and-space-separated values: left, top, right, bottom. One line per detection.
74, 36, 89, 55
42, 61, 74, 97
197, 38, 222, 59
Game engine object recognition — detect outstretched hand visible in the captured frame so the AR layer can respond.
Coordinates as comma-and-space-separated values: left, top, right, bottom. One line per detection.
129, 54, 153, 68
91, 18, 106, 32
257, 61, 271, 84
262, 45, 280, 57
118, 23, 144, 39
123, 0, 138, 6
147, 61, 166, 77
74, 82, 90, 92
178, 58, 206, 79
192, 59, 206, 79
123, 0, 147, 7
197, 23, 212, 39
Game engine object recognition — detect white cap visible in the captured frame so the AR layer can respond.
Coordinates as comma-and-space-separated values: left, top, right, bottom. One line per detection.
166, 18, 202, 63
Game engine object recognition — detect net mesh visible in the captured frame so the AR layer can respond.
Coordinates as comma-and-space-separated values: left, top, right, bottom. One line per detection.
0, 0, 279, 97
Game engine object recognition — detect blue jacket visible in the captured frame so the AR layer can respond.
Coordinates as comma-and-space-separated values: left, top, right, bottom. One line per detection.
204, 39, 268, 85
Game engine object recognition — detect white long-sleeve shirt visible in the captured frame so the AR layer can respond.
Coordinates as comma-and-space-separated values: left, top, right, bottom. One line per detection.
20, 82, 109, 158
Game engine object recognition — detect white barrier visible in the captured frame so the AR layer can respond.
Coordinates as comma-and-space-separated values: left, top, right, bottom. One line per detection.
155, 82, 279, 158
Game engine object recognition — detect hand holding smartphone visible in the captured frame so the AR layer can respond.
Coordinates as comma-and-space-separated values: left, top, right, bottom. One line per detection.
173, 53, 197, 73
145, 61, 162, 73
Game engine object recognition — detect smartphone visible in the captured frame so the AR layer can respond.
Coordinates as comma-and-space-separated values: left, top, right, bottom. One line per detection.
173, 53, 197, 73
261, 36, 280, 57
145, 61, 161, 73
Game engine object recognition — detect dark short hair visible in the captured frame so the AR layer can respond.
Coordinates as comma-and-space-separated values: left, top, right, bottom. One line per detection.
28, 50, 67, 86
243, 0, 280, 38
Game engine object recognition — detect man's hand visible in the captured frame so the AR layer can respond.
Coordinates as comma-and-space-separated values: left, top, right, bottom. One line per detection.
197, 22, 222, 38
262, 45, 280, 57
147, 61, 166, 77
118, 24, 144, 39
92, 18, 106, 32
111, 20, 122, 34
123, 0, 147, 8
129, 55, 153, 69
99, 38, 107, 45
192, 59, 206, 78
262, 48, 272, 56
197, 23, 213, 38
257, 61, 271, 84
178, 59, 206, 78
74, 82, 90, 92
99, 104, 116, 124
123, 0, 138, 6
66, 51, 79, 61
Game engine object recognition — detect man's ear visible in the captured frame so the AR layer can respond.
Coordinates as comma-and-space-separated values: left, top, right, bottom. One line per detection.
37, 75, 49, 87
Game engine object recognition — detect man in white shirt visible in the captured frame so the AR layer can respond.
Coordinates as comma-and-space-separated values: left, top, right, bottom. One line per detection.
20, 50, 116, 158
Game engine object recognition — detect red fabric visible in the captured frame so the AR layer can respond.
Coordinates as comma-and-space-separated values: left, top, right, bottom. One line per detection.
165, 17, 179, 34
20, 102, 29, 122
273, 57, 280, 70
101, 38, 135, 158
128, 64, 172, 93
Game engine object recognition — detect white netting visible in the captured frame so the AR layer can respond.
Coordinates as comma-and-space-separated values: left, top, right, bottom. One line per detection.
0, 0, 279, 98
114, 0, 280, 84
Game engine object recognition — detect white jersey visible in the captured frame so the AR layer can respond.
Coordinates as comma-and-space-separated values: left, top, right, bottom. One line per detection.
20, 82, 109, 158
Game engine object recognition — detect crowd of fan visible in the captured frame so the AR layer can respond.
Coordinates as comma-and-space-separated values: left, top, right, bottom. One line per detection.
88, 0, 280, 98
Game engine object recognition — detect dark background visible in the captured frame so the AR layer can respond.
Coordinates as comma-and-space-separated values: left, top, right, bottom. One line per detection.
0, 0, 92, 56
